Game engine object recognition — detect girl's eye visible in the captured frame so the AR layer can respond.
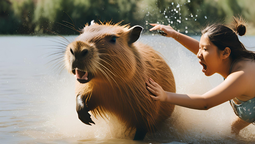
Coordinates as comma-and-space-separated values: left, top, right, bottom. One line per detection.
110, 36, 116, 43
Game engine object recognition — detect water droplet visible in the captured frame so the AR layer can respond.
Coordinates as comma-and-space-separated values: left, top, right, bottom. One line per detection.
170, 21, 173, 24
176, 4, 180, 8
172, 2, 174, 5
185, 18, 188, 20
194, 19, 197, 21
165, 16, 168, 18
188, 0, 191, 3
190, 14, 193, 17
185, 26, 188, 29
195, 15, 198, 17
185, 30, 188, 33
204, 16, 207, 19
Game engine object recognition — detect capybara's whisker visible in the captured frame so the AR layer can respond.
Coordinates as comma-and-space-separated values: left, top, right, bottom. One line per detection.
98, 59, 116, 71
45, 29, 70, 45
99, 53, 119, 57
48, 55, 64, 63
62, 20, 75, 28
47, 56, 64, 68
96, 61, 118, 84
49, 40, 69, 49
46, 45, 66, 50
47, 60, 65, 74
56, 42, 68, 47
61, 20, 81, 34
57, 22, 81, 34
97, 61, 116, 77
97, 66, 116, 88
47, 52, 65, 58
55, 36, 70, 46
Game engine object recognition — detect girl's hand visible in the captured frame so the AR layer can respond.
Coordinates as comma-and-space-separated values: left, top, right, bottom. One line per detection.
149, 23, 178, 38
146, 78, 168, 101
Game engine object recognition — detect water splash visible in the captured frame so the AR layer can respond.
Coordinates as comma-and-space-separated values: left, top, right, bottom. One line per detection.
144, 0, 209, 35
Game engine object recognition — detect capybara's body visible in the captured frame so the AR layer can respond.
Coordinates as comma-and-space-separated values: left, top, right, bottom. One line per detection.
64, 22, 175, 140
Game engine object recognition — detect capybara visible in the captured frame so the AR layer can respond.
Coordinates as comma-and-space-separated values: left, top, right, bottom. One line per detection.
64, 22, 176, 140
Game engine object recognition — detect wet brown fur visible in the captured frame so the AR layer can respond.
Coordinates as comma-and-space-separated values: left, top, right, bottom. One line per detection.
65, 22, 176, 134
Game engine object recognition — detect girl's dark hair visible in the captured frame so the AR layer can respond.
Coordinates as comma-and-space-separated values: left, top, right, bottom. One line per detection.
201, 17, 255, 62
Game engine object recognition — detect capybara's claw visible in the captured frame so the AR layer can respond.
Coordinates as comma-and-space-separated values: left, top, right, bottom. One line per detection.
77, 110, 95, 125
76, 94, 95, 125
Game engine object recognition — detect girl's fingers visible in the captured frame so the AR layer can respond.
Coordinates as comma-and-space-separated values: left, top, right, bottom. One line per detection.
149, 23, 157, 26
146, 78, 154, 87
149, 25, 162, 31
149, 26, 159, 31
146, 81, 157, 92
149, 78, 157, 87
146, 85, 156, 94
150, 94, 159, 101
146, 80, 153, 87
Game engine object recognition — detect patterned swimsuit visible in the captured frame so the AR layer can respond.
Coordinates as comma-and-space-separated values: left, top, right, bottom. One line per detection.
230, 97, 255, 123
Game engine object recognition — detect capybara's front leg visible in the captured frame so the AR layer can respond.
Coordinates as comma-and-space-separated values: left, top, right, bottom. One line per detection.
76, 94, 95, 125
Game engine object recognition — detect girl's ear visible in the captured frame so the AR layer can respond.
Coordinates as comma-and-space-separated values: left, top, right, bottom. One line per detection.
222, 47, 231, 59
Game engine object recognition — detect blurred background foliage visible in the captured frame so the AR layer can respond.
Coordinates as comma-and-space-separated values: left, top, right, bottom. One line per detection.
0, 0, 255, 35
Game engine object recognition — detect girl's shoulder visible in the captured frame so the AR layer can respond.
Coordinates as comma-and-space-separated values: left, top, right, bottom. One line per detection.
226, 59, 255, 101
228, 59, 255, 88
232, 59, 255, 73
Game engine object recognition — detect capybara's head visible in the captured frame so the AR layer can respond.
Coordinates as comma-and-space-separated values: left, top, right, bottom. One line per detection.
65, 22, 143, 84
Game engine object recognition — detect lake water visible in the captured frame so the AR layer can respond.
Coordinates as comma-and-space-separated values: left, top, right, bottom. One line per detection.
1, 35, 255, 144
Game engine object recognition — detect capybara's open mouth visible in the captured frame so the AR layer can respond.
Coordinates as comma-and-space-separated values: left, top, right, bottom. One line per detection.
72, 68, 94, 83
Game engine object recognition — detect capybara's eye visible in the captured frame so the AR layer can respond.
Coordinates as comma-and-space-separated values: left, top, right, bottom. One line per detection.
110, 36, 116, 43
70, 48, 74, 55
81, 49, 88, 57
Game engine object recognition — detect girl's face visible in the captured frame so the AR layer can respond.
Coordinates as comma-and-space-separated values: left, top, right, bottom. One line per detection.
197, 34, 222, 76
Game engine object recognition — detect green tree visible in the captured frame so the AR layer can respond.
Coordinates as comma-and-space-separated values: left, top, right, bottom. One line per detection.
0, 0, 19, 34
11, 0, 35, 34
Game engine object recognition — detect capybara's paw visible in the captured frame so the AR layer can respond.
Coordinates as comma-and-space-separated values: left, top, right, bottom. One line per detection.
76, 94, 95, 125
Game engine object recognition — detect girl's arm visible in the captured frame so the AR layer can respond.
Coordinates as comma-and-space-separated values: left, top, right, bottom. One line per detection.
150, 24, 200, 54
146, 70, 250, 110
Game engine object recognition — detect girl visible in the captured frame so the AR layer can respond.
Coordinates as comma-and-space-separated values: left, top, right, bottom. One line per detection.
147, 17, 255, 135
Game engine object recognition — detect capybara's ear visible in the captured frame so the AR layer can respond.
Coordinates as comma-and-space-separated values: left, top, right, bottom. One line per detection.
128, 25, 143, 44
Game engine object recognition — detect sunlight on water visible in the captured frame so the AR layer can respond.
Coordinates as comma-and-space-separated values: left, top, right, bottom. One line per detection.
1, 36, 255, 143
